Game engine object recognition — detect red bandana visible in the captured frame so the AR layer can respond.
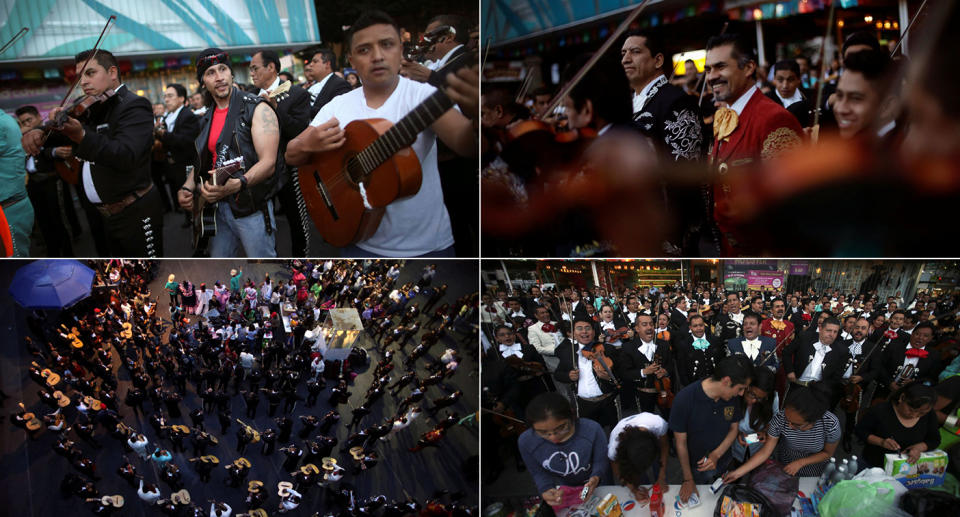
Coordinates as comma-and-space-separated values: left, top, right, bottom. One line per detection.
541, 323, 556, 333
802, 313, 812, 322
884, 329, 898, 340
905, 348, 929, 359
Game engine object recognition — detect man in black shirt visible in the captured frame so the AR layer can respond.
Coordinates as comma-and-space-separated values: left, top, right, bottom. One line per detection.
21, 48, 164, 256
155, 83, 201, 229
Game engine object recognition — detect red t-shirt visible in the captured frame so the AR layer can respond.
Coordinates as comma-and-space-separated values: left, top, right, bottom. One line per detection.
208, 106, 229, 166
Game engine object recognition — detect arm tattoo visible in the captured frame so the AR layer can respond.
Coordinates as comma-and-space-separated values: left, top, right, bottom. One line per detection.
259, 106, 279, 135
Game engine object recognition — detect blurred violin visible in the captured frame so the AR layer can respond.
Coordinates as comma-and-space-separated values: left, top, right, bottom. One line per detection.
580, 342, 619, 388
653, 353, 674, 409
603, 326, 631, 344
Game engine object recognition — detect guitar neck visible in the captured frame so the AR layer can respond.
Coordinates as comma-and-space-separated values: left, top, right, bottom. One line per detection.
357, 89, 454, 173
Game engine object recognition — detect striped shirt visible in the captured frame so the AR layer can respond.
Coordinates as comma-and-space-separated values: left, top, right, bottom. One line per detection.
768, 410, 841, 476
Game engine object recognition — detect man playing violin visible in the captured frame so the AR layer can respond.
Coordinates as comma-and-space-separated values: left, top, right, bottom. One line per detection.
21, 48, 164, 257
553, 317, 621, 428
285, 10, 478, 258
484, 324, 550, 420
621, 313, 673, 416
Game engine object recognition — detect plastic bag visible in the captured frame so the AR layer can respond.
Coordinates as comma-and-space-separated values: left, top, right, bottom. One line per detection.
818, 478, 911, 517
852, 467, 909, 500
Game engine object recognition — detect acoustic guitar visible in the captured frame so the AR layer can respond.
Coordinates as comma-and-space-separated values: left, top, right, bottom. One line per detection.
191, 156, 245, 253
297, 60, 472, 246
19, 403, 42, 431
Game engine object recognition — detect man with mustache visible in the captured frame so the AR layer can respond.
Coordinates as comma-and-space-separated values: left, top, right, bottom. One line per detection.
704, 33, 802, 254
177, 47, 282, 257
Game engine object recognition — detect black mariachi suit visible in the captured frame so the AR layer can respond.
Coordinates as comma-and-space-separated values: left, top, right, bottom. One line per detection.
673, 333, 723, 387
782, 339, 850, 393
879, 342, 941, 387
308, 74, 352, 119
25, 148, 74, 256
483, 343, 550, 418
840, 339, 881, 385
765, 89, 814, 128
631, 76, 704, 251
872, 328, 910, 357
714, 312, 744, 342
554, 338, 620, 427
269, 82, 313, 257
618, 337, 673, 414
47, 84, 164, 256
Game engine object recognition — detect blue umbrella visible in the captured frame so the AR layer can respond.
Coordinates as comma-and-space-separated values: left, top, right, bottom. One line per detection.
9, 260, 96, 309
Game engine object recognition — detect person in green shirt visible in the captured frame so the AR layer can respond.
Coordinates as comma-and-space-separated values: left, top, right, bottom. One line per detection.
230, 268, 243, 296
0, 111, 33, 256
165, 274, 179, 306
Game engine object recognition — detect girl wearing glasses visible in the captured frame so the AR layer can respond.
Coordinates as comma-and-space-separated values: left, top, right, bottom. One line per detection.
855, 383, 939, 468
722, 383, 840, 481
518, 392, 610, 516
731, 367, 778, 463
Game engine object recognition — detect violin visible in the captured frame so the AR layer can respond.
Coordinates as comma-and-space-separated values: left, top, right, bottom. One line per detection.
39, 91, 117, 184
504, 355, 546, 376
580, 342, 619, 388
603, 326, 631, 344
653, 353, 674, 409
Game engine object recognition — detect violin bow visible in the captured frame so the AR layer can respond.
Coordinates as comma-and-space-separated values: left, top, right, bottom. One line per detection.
810, 1, 837, 144
0, 27, 28, 56
41, 15, 116, 146
60, 15, 117, 109
890, 0, 929, 57
551, 269, 580, 419
542, 0, 656, 118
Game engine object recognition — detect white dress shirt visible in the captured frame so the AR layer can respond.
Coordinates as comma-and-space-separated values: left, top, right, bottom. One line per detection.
631, 74, 667, 114
164, 105, 183, 132
258, 76, 281, 97
576, 343, 604, 398
729, 85, 759, 116
307, 73, 333, 104
799, 342, 829, 382
729, 311, 744, 325
775, 88, 803, 109
741, 338, 761, 360
844, 340, 865, 378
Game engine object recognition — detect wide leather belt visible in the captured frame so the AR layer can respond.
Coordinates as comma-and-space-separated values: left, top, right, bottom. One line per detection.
95, 184, 153, 217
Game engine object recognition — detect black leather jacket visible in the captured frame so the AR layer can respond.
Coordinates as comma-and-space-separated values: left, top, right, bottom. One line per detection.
194, 88, 282, 218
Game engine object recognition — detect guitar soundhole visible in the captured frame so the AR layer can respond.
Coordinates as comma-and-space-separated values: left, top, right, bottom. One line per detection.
344, 152, 365, 186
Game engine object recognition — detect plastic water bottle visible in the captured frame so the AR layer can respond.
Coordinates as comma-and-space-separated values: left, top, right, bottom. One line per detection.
822, 458, 837, 482
832, 465, 847, 484
848, 455, 859, 476
650, 484, 664, 517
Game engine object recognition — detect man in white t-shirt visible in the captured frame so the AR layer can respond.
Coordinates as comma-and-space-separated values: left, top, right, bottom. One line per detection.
287, 10, 478, 257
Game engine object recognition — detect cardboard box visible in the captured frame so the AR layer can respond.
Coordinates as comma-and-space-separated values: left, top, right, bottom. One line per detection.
884, 449, 948, 489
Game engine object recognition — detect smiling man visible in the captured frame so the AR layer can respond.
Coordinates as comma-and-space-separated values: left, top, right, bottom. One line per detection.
833, 49, 899, 144
704, 33, 802, 254
21, 48, 162, 256
286, 10, 478, 257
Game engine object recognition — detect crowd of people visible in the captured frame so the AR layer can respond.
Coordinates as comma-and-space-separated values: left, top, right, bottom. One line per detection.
481, 2, 960, 257
481, 277, 959, 510
6, 9, 479, 258
9, 259, 479, 516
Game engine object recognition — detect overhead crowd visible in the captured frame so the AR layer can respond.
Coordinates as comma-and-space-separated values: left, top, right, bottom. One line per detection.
481, 3, 960, 257
6, 10, 479, 258
10, 259, 479, 516
481, 279, 959, 509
